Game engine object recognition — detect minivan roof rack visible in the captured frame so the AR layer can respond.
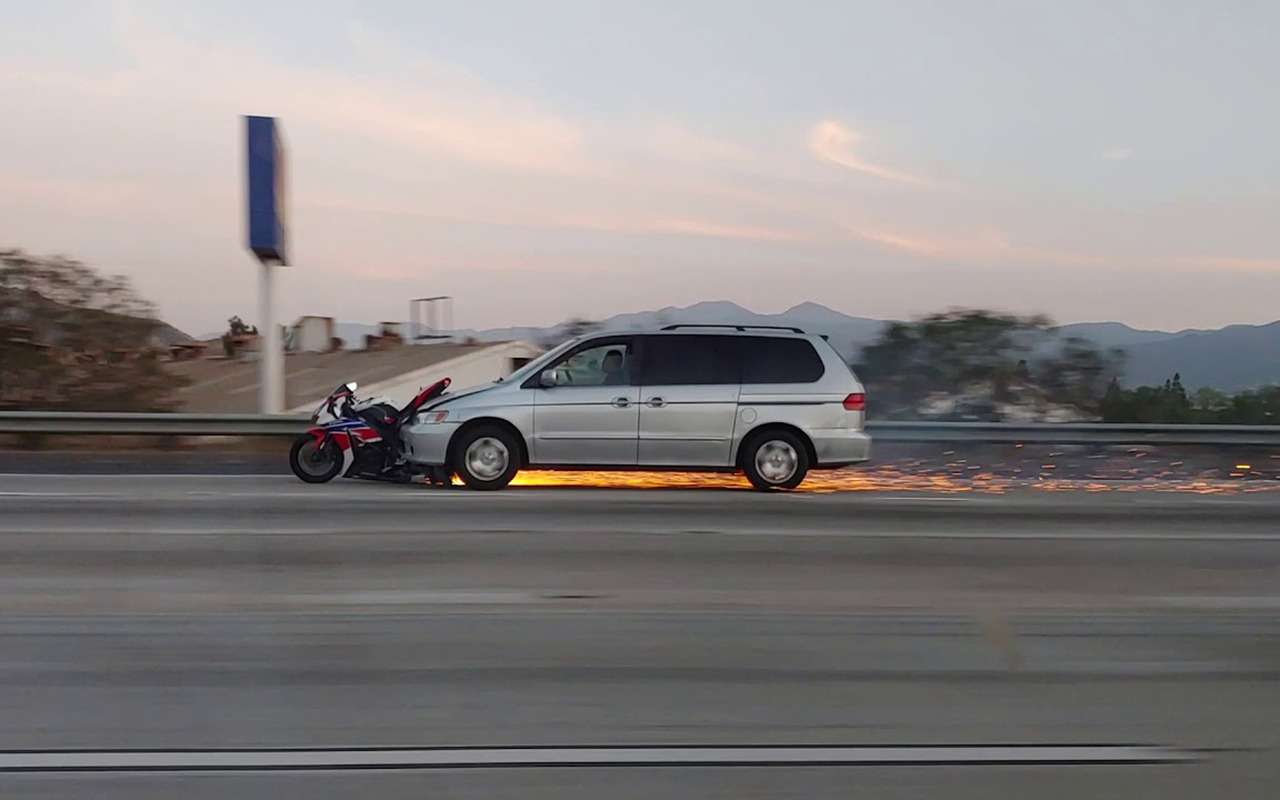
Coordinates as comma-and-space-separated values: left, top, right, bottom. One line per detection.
660, 324, 806, 334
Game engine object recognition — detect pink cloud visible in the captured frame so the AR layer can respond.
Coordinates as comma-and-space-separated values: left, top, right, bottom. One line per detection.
808, 121, 931, 186
647, 123, 756, 163
83, 7, 591, 175
0, 174, 177, 217
557, 215, 800, 242
1174, 256, 1280, 271
850, 225, 1280, 274
847, 225, 1105, 266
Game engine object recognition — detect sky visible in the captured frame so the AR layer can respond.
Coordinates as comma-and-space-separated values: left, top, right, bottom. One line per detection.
1, 0, 1277, 335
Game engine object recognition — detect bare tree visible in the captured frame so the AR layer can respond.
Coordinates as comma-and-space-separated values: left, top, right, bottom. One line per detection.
0, 248, 189, 411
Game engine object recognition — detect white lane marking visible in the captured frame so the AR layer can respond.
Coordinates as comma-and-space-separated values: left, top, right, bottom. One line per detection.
0, 474, 287, 479
859, 495, 973, 502
0, 491, 482, 501
1157, 595, 1280, 609
0, 488, 1267, 510
1, 524, 1279, 541
304, 591, 537, 605
0, 745, 1197, 772
804, 531, 1280, 541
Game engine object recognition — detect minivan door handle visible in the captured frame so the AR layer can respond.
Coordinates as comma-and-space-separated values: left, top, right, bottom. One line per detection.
611, 397, 631, 408
646, 397, 666, 408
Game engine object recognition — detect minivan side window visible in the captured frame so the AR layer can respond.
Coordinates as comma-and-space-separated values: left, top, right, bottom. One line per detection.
551, 340, 634, 386
740, 337, 825, 384
640, 335, 740, 385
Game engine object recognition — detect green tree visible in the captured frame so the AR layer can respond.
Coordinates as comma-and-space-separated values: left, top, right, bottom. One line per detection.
855, 309, 1121, 420
221, 315, 259, 357
1097, 374, 1261, 423
1100, 377, 1129, 421
1035, 337, 1126, 414
226, 316, 258, 337
1191, 387, 1229, 415
1217, 386, 1280, 424
1157, 373, 1193, 423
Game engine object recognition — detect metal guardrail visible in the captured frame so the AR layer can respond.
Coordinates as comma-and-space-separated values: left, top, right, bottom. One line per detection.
867, 421, 1280, 446
0, 412, 309, 436
2, 412, 1279, 446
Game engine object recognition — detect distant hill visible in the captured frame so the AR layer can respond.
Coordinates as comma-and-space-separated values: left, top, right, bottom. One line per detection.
1122, 322, 1280, 389
327, 301, 1280, 392
459, 301, 889, 360
1054, 321, 1187, 349
1047, 319, 1280, 389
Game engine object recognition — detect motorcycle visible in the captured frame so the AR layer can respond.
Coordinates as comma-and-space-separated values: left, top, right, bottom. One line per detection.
288, 378, 452, 485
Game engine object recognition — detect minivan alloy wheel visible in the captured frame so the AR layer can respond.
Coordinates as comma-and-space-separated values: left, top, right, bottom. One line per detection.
465, 436, 510, 480
755, 440, 799, 484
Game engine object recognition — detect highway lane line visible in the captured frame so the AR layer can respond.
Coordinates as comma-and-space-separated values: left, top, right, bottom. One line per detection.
2, 525, 1280, 541
302, 590, 539, 605
856, 495, 974, 502
0, 489, 1274, 509
0, 471, 285, 476
0, 745, 1199, 772
1157, 595, 1280, 609
0, 491, 481, 500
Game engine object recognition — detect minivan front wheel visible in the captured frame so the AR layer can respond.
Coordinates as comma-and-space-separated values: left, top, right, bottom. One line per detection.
742, 430, 810, 491
453, 425, 520, 490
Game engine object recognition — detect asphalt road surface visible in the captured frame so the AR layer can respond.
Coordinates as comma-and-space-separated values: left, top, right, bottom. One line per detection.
1, 472, 1278, 798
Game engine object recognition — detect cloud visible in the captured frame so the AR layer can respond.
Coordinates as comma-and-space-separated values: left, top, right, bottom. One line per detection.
648, 218, 799, 242
846, 225, 1105, 266
300, 188, 801, 243
808, 120, 931, 186
646, 123, 756, 164
1102, 147, 1133, 161
850, 225, 1280, 274
846, 228, 944, 257
1174, 256, 1280, 271
0, 174, 149, 215
89, 6, 590, 175
556, 215, 800, 242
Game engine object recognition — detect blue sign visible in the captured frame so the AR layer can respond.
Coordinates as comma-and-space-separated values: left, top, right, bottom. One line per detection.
245, 116, 288, 264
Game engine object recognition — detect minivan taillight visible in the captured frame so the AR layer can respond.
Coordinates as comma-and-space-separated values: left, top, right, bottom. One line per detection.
843, 392, 866, 411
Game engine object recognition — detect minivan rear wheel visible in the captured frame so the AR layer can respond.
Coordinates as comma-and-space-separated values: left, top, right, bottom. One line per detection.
453, 424, 520, 490
742, 430, 810, 491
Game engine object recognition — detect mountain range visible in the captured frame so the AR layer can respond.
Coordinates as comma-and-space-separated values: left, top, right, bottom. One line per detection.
330, 301, 1280, 391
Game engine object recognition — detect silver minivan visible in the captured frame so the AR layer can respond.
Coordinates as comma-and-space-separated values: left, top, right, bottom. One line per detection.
404, 325, 870, 490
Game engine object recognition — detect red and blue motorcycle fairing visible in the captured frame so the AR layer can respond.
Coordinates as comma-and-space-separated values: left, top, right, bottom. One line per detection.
291, 377, 451, 483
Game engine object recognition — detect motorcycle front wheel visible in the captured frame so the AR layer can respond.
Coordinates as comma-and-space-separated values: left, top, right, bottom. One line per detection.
289, 435, 343, 483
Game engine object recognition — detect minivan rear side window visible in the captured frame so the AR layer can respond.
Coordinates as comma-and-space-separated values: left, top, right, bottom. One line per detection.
740, 337, 825, 384
640, 335, 740, 385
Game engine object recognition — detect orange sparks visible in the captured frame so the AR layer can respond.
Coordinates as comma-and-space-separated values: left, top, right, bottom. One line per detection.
452, 469, 1280, 495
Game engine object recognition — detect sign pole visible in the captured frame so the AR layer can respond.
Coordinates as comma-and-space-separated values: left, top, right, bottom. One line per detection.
258, 259, 283, 413
245, 115, 288, 413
